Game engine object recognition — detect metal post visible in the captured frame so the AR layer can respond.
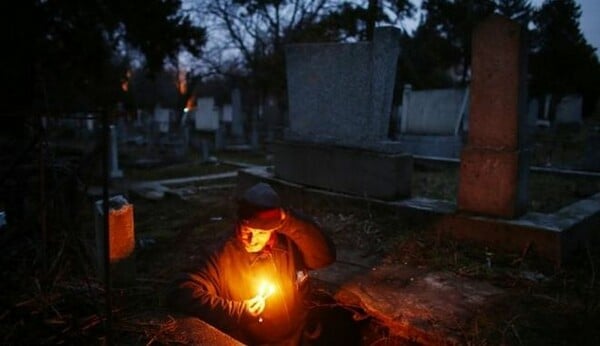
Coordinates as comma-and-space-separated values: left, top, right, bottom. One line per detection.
102, 111, 113, 344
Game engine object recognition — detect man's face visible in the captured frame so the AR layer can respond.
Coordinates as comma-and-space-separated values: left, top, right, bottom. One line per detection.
239, 225, 274, 253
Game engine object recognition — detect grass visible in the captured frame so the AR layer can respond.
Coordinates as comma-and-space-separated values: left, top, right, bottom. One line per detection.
124, 183, 599, 345
411, 165, 600, 213
3, 158, 599, 345
6, 133, 597, 345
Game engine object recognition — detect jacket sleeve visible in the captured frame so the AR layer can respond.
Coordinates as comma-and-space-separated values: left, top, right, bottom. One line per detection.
278, 208, 336, 269
165, 252, 248, 330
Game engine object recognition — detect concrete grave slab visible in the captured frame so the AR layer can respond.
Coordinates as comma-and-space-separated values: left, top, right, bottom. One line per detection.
330, 266, 504, 345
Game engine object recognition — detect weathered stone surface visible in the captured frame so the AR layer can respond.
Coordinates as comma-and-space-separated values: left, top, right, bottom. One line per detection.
310, 249, 380, 287
468, 15, 528, 150
458, 15, 530, 218
284, 27, 401, 145
271, 140, 412, 200
311, 251, 505, 345
458, 146, 529, 217
401, 88, 468, 135
331, 265, 504, 345
168, 316, 245, 345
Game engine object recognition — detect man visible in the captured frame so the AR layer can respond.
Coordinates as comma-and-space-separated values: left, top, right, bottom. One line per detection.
167, 182, 336, 345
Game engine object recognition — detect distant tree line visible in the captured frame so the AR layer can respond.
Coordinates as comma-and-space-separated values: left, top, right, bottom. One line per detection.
33, 0, 205, 114
32, 0, 600, 117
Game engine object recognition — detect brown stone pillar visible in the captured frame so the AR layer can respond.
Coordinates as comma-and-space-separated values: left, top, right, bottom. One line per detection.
458, 15, 529, 218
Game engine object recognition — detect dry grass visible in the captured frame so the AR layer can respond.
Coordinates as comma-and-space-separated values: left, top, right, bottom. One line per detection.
2, 137, 599, 345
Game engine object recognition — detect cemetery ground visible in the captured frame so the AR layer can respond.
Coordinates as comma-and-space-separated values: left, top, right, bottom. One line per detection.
2, 142, 600, 345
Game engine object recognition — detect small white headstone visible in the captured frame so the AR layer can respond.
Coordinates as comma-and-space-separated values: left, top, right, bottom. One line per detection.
194, 97, 220, 131
222, 104, 233, 123
555, 95, 582, 125
154, 107, 170, 133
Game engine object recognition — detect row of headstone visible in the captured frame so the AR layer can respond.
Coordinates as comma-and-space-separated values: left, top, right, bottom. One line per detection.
277, 27, 414, 200
282, 16, 534, 218
396, 86, 582, 149
528, 94, 583, 127
399, 85, 469, 136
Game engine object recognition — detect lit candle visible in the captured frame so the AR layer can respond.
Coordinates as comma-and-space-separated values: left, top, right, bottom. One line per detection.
257, 281, 276, 300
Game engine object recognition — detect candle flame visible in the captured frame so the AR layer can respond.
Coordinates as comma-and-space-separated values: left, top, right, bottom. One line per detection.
258, 281, 276, 300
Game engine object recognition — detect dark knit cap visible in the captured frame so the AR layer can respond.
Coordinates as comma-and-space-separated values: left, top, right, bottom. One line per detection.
237, 183, 282, 230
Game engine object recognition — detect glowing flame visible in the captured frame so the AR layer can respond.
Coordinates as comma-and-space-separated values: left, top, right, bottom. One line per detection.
185, 96, 195, 110
257, 281, 276, 300
177, 69, 187, 95
121, 70, 132, 92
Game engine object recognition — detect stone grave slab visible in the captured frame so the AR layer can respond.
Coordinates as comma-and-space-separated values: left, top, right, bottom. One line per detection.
165, 316, 245, 345
333, 267, 503, 345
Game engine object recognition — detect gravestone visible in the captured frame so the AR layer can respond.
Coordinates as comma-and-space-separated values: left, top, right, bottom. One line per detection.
400, 87, 468, 135
275, 27, 412, 200
528, 99, 539, 129
194, 97, 220, 131
153, 107, 170, 133
582, 134, 600, 171
396, 85, 468, 158
231, 89, 244, 139
109, 125, 123, 178
134, 109, 144, 127
555, 94, 583, 125
86, 116, 94, 132
458, 15, 529, 218
263, 95, 283, 141
94, 195, 136, 285
222, 104, 233, 123
285, 27, 400, 146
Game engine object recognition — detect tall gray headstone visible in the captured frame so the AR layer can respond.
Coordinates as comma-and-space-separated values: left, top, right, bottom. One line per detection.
222, 104, 233, 123
154, 107, 170, 133
194, 97, 220, 131
275, 27, 413, 200
285, 27, 401, 146
109, 125, 123, 178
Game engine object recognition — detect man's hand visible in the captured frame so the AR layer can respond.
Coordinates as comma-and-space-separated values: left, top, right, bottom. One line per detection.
280, 208, 287, 222
244, 296, 266, 317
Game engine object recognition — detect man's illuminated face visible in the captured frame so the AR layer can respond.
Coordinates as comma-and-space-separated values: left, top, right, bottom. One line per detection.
239, 225, 274, 253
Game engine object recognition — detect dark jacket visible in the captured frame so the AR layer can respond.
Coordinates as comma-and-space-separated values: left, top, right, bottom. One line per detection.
167, 209, 336, 345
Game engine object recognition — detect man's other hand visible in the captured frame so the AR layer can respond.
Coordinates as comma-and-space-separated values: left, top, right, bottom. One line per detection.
244, 296, 266, 317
